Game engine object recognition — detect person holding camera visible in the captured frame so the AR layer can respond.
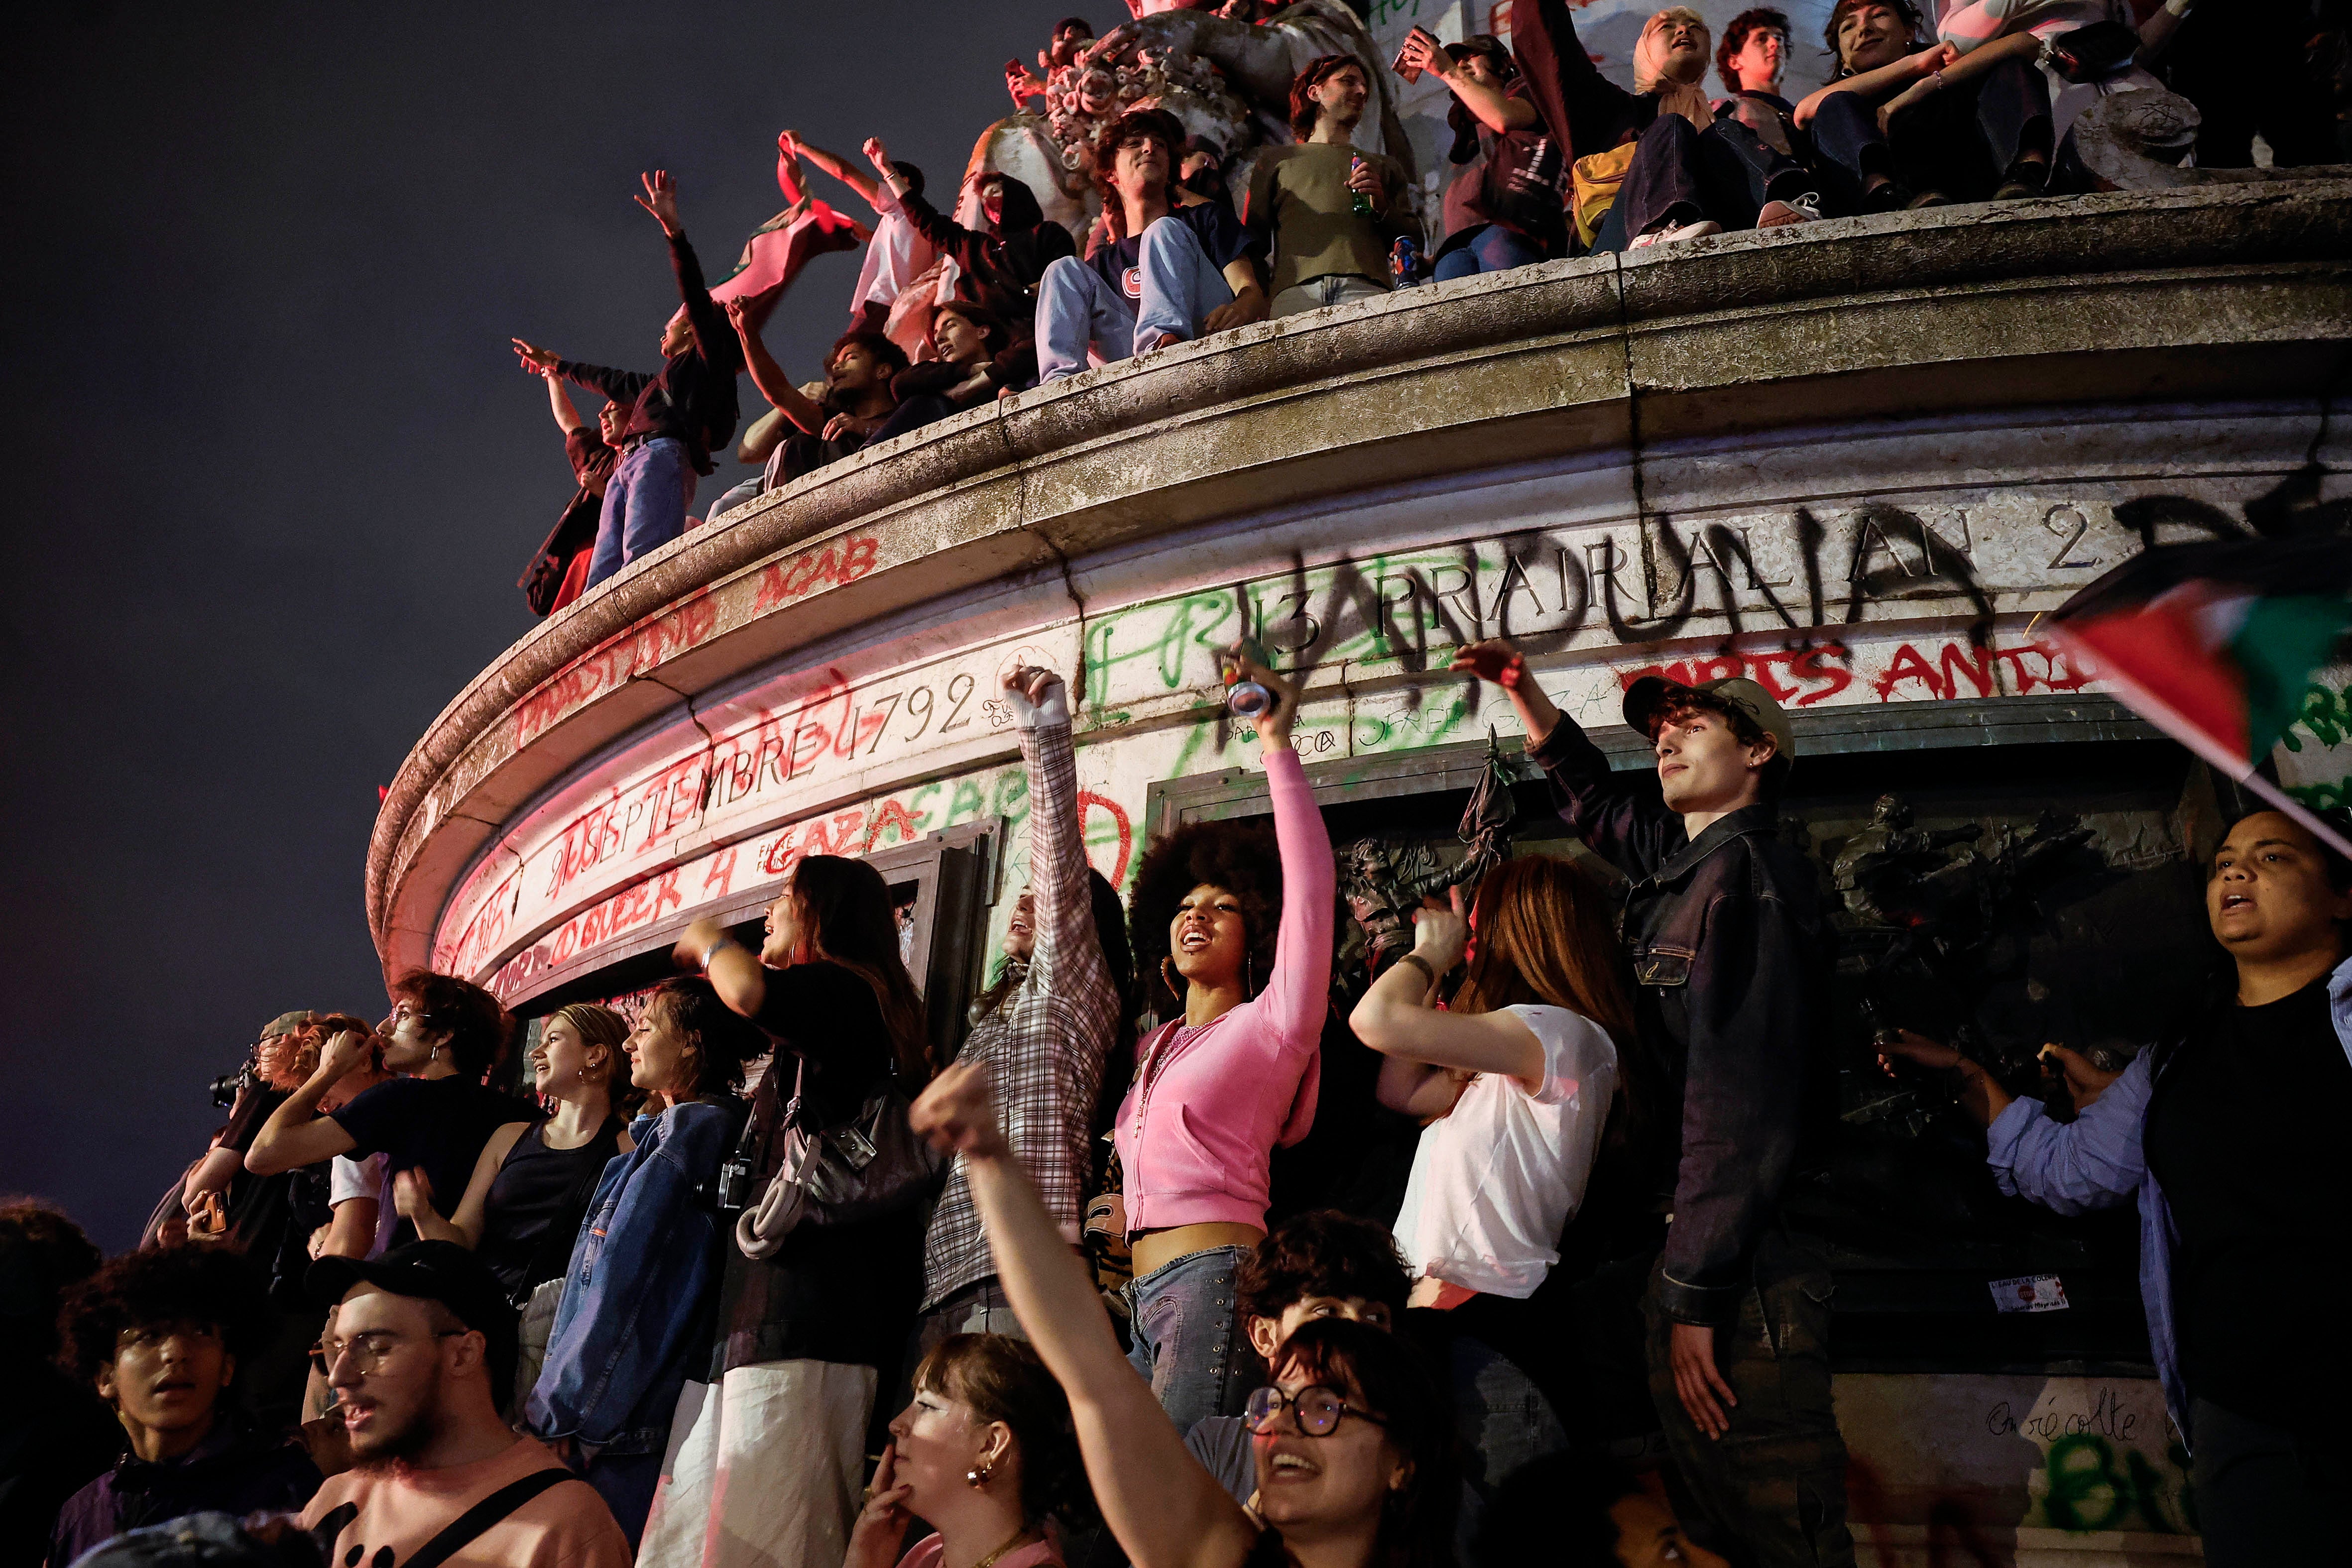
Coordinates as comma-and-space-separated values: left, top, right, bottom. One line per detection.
644, 856, 933, 1568
525, 980, 758, 1549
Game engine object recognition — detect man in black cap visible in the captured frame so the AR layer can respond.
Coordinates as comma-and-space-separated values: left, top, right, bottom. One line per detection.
299, 1241, 628, 1568
1451, 640, 1851, 1568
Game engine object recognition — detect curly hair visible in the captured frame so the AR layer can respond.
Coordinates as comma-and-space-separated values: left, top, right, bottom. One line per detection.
58, 1244, 272, 1385
1092, 108, 1183, 208
1716, 6, 1790, 90
1237, 1210, 1409, 1325
648, 979, 768, 1099
389, 969, 514, 1082
1129, 820, 1284, 1012
1270, 1319, 1457, 1568
916, 1334, 1096, 1528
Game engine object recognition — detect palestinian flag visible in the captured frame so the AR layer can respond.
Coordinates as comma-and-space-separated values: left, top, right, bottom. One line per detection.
2047, 535, 2352, 852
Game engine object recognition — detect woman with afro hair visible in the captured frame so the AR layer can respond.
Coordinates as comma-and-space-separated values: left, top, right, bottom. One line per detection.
1116, 648, 1335, 1433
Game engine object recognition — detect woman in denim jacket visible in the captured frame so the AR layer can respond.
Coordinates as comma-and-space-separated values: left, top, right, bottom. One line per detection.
525, 978, 760, 1548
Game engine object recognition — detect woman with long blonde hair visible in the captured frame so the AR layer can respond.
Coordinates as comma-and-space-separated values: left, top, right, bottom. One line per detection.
1348, 854, 1644, 1476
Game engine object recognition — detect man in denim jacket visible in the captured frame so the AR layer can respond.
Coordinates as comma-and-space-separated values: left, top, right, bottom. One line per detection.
1454, 642, 1850, 1568
1884, 807, 2352, 1562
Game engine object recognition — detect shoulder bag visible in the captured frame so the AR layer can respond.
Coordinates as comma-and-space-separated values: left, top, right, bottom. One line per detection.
733, 1054, 945, 1259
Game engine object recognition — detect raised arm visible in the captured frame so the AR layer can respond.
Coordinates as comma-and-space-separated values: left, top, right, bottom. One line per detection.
910, 1065, 1260, 1568
1398, 27, 1537, 135
244, 1029, 368, 1176
1008, 668, 1103, 1003
546, 374, 588, 435
680, 917, 768, 1017
1349, 891, 1544, 1088
724, 298, 828, 435
783, 130, 885, 213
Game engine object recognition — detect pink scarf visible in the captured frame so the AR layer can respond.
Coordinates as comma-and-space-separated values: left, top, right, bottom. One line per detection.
1635, 9, 1717, 132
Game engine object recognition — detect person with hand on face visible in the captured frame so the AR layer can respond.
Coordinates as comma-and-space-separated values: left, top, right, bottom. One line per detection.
914, 666, 1131, 1357
395, 1004, 633, 1306
731, 312, 910, 491
526, 982, 758, 1549
1394, 26, 1566, 280
847, 1335, 1091, 1568
49, 1247, 320, 1566
511, 171, 738, 588
1036, 109, 1268, 381
1246, 57, 1413, 317
1351, 856, 1643, 1492
1448, 640, 1850, 1568
910, 1064, 1459, 1568
1791, 0, 2050, 210
301, 1241, 630, 1568
1118, 648, 1336, 1433
862, 302, 1022, 446
651, 859, 933, 1568
244, 971, 528, 1253
1880, 808, 2352, 1562
1177, 1210, 1411, 1506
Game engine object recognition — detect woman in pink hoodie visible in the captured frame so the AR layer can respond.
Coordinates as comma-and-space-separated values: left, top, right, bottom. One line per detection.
1116, 650, 1336, 1432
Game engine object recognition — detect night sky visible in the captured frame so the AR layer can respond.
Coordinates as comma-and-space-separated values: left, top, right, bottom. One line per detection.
2, 2, 1105, 1252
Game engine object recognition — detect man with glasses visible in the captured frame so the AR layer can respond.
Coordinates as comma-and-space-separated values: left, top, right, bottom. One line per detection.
50, 1247, 319, 1564
301, 1240, 629, 1568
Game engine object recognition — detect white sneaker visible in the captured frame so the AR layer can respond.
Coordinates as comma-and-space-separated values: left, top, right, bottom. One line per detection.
1628, 218, 1725, 249
1757, 192, 1822, 227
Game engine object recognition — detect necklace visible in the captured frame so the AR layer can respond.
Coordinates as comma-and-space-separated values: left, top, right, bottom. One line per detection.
970, 1528, 1041, 1568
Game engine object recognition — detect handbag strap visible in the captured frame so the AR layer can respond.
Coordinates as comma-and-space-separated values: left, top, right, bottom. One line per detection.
400, 1466, 570, 1568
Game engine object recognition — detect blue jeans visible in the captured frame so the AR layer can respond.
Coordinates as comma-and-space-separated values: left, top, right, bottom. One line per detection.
1124, 1244, 1255, 1432
585, 436, 696, 587
1433, 224, 1547, 282
582, 1449, 661, 1551
1036, 215, 1235, 382
1450, 1333, 1568, 1491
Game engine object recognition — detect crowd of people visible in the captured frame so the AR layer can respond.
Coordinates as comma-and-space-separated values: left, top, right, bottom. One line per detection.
504, 0, 2351, 614
13, 636, 2348, 1568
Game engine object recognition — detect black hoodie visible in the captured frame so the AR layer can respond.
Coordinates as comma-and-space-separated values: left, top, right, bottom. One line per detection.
896, 173, 1076, 330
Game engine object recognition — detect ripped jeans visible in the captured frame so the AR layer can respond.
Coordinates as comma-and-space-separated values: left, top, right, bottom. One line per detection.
1124, 1244, 1256, 1433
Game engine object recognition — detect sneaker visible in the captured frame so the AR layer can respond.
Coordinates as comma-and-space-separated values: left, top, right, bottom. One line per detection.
1903, 189, 1952, 210
1862, 178, 1912, 213
1756, 192, 1822, 227
1992, 166, 2049, 201
1628, 218, 1725, 249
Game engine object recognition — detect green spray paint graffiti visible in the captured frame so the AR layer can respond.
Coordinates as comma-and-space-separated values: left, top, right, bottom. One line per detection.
2276, 681, 2352, 810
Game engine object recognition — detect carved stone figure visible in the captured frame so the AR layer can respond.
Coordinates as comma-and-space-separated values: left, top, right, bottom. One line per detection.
972, 0, 1424, 249
1341, 731, 1515, 973
1831, 793, 1984, 931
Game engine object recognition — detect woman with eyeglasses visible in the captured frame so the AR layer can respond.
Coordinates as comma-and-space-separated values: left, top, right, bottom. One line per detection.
1117, 649, 1337, 1435
911, 1062, 1457, 1568
526, 979, 763, 1549
846, 1334, 1093, 1568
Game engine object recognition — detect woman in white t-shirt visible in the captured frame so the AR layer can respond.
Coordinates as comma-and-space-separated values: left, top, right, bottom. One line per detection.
1348, 854, 1642, 1471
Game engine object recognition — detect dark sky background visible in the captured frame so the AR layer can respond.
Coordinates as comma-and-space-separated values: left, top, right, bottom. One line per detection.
2, 1, 1103, 1253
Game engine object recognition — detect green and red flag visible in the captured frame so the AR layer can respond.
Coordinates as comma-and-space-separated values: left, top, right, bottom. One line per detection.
2047, 535, 2352, 853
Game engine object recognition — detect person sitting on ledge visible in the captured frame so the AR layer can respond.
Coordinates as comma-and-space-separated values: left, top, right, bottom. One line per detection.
776, 129, 939, 356
1036, 109, 1267, 383
867, 139, 1074, 340
510, 171, 740, 588
1393, 28, 1565, 281
728, 311, 908, 496
866, 301, 1018, 445
1246, 55, 1412, 318
1878, 807, 2352, 1562
1791, 0, 2051, 209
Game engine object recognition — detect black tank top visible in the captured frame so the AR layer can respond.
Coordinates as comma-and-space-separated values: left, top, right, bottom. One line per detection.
477, 1116, 625, 1299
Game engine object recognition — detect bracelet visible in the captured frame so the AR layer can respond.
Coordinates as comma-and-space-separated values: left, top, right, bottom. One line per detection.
2162, 0, 2192, 14
1396, 953, 1442, 994
702, 934, 737, 970
1929, 68, 1946, 92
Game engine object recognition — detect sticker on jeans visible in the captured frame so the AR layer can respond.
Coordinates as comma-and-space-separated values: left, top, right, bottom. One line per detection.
1990, 1273, 2069, 1313
1123, 266, 1143, 300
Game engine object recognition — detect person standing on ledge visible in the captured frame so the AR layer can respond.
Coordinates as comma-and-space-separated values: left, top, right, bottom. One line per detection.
1449, 641, 1852, 1568
511, 170, 741, 589
1245, 56, 1412, 319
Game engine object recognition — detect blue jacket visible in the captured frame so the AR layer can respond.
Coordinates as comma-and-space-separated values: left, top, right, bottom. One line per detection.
1984, 956, 2352, 1444
525, 1096, 745, 1452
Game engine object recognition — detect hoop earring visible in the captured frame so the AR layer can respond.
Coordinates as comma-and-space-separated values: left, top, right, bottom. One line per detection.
966, 1462, 993, 1489
1246, 949, 1256, 1000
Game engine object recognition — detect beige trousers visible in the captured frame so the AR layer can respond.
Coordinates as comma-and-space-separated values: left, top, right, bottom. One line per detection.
637, 1360, 878, 1568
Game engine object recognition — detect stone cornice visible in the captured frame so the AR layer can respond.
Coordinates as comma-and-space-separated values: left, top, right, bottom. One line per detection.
368, 183, 2352, 978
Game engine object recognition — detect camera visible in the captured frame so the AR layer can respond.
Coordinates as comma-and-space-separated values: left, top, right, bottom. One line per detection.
209, 1060, 256, 1109
714, 1151, 758, 1213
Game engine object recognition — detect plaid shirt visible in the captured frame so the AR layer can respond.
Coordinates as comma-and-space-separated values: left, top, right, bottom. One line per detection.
922, 718, 1119, 1309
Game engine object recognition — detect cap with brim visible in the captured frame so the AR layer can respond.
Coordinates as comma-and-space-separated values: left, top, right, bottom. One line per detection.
260, 1010, 315, 1040
308, 1240, 519, 1388
1621, 674, 1796, 763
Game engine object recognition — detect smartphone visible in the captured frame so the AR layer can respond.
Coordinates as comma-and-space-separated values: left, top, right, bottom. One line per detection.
1392, 39, 1423, 84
